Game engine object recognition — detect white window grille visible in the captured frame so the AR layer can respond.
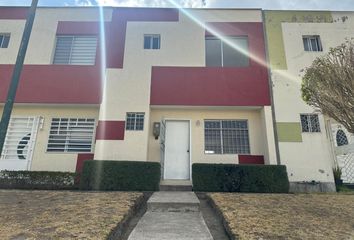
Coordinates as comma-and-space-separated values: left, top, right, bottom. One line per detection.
0, 34, 10, 48
144, 34, 160, 49
300, 114, 321, 132
126, 113, 145, 131
205, 36, 249, 67
1, 117, 39, 161
47, 118, 96, 153
303, 35, 322, 52
204, 120, 250, 154
53, 35, 98, 65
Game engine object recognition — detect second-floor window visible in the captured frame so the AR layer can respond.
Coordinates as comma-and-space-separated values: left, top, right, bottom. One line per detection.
300, 114, 321, 133
53, 35, 98, 65
0, 34, 10, 48
303, 35, 322, 52
205, 36, 249, 67
144, 34, 160, 49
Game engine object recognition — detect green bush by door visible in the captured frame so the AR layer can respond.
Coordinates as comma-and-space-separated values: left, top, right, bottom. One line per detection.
192, 163, 289, 193
80, 160, 161, 191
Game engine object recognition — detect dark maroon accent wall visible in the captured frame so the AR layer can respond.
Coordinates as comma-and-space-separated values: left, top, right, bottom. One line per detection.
150, 22, 270, 106
238, 155, 265, 164
76, 154, 94, 173
0, 65, 101, 104
57, 21, 100, 35
0, 7, 28, 19
96, 121, 125, 140
151, 67, 270, 106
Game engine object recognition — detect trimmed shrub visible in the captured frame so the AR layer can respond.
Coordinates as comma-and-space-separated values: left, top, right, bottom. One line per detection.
192, 164, 289, 193
80, 161, 161, 191
0, 171, 77, 190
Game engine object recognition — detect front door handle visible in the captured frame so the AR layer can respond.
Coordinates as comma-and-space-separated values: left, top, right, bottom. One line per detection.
187, 150, 190, 153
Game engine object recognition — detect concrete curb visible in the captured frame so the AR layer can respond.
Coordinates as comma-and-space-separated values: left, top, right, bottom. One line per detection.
204, 193, 237, 240
107, 192, 152, 240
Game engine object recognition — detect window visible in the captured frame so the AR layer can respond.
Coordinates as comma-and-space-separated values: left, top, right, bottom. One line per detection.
53, 35, 97, 65
0, 34, 10, 48
47, 118, 96, 153
300, 114, 321, 132
126, 113, 145, 131
204, 120, 250, 154
303, 35, 322, 52
144, 34, 160, 49
205, 36, 249, 67
336, 130, 349, 146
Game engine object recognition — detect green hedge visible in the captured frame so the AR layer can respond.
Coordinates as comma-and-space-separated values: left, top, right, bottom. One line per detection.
0, 171, 77, 190
192, 164, 289, 193
80, 161, 161, 191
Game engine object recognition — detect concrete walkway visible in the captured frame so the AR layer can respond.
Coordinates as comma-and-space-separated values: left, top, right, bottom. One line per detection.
128, 192, 213, 240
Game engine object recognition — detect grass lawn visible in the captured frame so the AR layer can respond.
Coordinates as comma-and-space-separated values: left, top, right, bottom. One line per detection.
0, 190, 143, 239
209, 193, 354, 240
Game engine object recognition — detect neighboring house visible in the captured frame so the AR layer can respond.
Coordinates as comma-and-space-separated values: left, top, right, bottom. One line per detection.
264, 10, 354, 191
0, 7, 352, 191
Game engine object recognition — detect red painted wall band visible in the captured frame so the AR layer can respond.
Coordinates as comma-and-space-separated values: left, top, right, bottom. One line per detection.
0, 65, 101, 104
150, 66, 270, 106
76, 153, 94, 173
56, 21, 100, 35
0, 7, 28, 19
238, 155, 265, 164
96, 120, 125, 140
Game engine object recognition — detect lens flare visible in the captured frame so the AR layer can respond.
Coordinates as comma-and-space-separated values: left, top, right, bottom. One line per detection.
167, 0, 300, 84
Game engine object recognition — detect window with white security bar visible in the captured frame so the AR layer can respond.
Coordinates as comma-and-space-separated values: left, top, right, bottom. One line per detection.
47, 118, 96, 153
0, 34, 10, 48
204, 120, 250, 154
303, 35, 323, 52
205, 36, 249, 67
300, 114, 321, 133
53, 35, 98, 65
126, 113, 145, 131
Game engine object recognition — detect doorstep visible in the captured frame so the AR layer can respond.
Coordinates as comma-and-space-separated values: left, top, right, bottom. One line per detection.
159, 179, 193, 191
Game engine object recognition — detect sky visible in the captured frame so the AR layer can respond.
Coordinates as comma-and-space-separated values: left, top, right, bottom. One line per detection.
1, 0, 354, 11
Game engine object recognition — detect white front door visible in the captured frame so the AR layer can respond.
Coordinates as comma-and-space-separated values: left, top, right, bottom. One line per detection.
164, 120, 190, 180
0, 117, 40, 171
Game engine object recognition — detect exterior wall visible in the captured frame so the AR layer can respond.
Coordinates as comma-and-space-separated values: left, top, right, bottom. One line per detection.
147, 107, 270, 164
264, 11, 354, 187
96, 8, 273, 162
0, 105, 99, 172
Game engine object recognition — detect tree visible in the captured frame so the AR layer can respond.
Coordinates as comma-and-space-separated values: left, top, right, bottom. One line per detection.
301, 40, 354, 133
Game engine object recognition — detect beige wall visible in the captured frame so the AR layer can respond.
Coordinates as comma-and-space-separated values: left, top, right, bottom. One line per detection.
269, 11, 354, 182
97, 9, 264, 161
147, 107, 270, 164
0, 105, 99, 172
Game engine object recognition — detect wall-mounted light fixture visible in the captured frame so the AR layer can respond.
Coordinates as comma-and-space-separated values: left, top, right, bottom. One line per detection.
153, 122, 160, 140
